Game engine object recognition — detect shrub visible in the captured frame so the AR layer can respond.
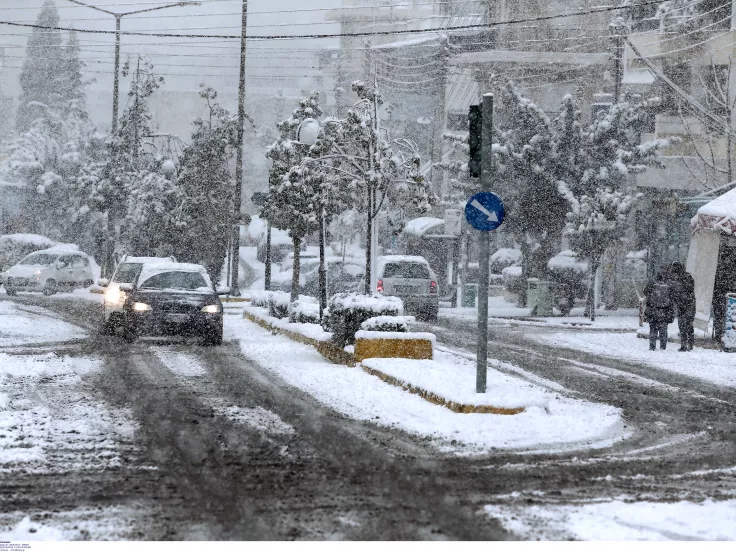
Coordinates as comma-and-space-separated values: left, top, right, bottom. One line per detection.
360, 315, 414, 333
267, 291, 291, 318
327, 293, 403, 346
250, 291, 272, 308
289, 300, 320, 324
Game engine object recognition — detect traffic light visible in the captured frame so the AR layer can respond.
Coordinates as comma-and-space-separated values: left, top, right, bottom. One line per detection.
468, 104, 482, 178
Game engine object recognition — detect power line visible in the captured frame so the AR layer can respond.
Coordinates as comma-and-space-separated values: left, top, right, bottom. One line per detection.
0, 0, 666, 41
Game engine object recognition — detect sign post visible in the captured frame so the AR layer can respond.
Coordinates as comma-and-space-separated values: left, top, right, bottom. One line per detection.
465, 93, 505, 393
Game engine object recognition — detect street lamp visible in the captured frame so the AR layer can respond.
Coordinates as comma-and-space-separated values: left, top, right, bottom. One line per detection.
64, 0, 200, 277
64, 0, 201, 134
297, 118, 329, 319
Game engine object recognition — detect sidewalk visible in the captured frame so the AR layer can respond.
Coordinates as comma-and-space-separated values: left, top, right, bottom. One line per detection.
442, 297, 641, 332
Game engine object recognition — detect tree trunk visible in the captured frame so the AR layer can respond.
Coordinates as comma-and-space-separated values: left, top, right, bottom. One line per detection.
585, 257, 601, 322
365, 193, 373, 295
291, 235, 301, 305
519, 239, 531, 307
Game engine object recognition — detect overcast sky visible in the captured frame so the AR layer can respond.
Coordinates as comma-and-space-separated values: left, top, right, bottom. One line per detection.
1, 0, 342, 126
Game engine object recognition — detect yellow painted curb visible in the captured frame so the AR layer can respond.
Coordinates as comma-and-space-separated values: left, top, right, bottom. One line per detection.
89, 288, 104, 294
360, 365, 526, 415
354, 337, 433, 362
222, 297, 251, 303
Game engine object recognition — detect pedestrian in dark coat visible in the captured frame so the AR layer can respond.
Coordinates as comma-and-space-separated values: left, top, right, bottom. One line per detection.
644, 272, 675, 350
669, 262, 696, 351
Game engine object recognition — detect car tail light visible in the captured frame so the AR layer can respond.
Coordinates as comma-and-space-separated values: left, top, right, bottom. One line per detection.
429, 281, 437, 294
377, 279, 383, 293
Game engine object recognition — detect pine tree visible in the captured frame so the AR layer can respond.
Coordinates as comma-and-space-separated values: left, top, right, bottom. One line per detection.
175, 85, 238, 282
17, 0, 65, 133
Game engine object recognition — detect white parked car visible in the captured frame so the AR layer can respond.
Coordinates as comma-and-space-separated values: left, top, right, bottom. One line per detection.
3, 248, 94, 296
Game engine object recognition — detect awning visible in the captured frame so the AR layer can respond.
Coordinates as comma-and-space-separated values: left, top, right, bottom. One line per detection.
691, 187, 736, 236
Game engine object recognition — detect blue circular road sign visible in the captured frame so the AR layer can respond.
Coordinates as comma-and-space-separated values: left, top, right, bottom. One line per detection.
465, 192, 505, 232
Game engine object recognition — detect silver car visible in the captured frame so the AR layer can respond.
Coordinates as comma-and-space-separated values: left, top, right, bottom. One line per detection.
376, 255, 439, 322
3, 249, 94, 296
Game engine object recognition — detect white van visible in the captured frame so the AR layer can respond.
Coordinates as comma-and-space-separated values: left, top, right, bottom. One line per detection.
4, 248, 94, 296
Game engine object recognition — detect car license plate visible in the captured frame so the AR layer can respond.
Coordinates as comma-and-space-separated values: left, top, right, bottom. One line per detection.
166, 314, 189, 323
395, 285, 418, 294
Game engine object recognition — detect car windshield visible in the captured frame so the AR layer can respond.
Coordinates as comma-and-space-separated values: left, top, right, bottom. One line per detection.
113, 263, 143, 284
382, 262, 430, 279
139, 271, 209, 291
20, 253, 58, 266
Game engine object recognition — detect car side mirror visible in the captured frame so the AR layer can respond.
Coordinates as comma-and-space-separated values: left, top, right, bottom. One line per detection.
97, 278, 109, 288
216, 286, 231, 296
119, 283, 134, 292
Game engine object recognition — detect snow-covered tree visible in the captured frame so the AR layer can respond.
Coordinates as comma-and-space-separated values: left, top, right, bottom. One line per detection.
263, 92, 323, 303
17, 0, 65, 133
557, 99, 672, 318
175, 85, 238, 282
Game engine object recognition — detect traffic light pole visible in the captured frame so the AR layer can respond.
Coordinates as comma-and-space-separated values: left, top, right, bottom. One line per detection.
476, 93, 493, 393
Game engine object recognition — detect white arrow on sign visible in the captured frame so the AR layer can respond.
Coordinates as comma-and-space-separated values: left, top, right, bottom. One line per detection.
470, 199, 499, 223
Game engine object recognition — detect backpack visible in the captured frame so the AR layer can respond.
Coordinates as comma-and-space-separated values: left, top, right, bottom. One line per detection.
649, 283, 672, 309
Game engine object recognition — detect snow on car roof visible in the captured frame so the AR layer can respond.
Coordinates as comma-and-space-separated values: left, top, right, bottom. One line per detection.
35, 244, 88, 257
0, 234, 56, 246
402, 217, 444, 237
121, 255, 176, 263
377, 255, 429, 265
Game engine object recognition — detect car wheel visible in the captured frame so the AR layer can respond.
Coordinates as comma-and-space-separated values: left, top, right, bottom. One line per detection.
42, 279, 57, 296
100, 316, 116, 336
202, 328, 223, 346
5, 287, 17, 296
83, 279, 93, 288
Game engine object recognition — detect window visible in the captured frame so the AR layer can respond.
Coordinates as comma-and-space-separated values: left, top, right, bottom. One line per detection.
20, 253, 57, 266
382, 262, 430, 279
112, 263, 143, 284
71, 256, 88, 268
139, 271, 208, 291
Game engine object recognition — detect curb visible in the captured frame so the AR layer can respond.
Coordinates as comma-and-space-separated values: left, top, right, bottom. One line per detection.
242, 308, 525, 415
360, 365, 526, 415
242, 309, 354, 366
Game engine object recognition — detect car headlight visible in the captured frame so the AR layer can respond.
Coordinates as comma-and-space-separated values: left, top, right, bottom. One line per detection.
33, 270, 41, 276
201, 304, 221, 314
104, 287, 126, 305
133, 302, 152, 312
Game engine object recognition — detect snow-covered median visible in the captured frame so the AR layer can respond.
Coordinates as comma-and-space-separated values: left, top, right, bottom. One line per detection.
533, 331, 736, 388
226, 316, 625, 454
484, 499, 736, 540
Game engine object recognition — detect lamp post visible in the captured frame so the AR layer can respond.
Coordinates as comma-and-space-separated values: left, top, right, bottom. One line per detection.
65, 0, 200, 277
297, 118, 329, 320
65, 0, 201, 133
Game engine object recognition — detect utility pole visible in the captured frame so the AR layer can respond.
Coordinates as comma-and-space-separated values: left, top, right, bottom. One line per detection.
229, 0, 248, 297
610, 17, 626, 102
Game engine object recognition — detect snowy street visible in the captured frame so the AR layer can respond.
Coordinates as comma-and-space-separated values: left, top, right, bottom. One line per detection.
0, 293, 734, 540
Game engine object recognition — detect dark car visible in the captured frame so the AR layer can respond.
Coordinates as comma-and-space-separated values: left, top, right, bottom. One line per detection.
106, 262, 227, 345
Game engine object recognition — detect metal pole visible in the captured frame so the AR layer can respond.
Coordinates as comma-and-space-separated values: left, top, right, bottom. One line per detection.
476, 93, 493, 393
318, 211, 327, 319
230, 0, 248, 297
111, 16, 121, 133
264, 222, 272, 291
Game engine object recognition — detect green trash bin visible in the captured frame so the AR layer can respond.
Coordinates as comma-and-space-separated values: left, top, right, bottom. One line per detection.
527, 278, 553, 316
462, 283, 478, 308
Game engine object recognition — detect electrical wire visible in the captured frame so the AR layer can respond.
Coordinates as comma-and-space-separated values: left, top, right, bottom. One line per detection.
0, 0, 667, 41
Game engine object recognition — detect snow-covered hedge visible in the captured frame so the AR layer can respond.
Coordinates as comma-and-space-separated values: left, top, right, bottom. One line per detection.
289, 299, 320, 325
326, 293, 404, 346
501, 265, 525, 297
250, 290, 291, 318
490, 247, 522, 273
360, 315, 415, 333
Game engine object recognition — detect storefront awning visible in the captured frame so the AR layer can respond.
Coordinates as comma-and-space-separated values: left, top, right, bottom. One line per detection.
691, 187, 736, 236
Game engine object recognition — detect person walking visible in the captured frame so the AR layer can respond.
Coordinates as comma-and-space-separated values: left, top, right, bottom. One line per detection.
644, 271, 675, 350
669, 262, 696, 351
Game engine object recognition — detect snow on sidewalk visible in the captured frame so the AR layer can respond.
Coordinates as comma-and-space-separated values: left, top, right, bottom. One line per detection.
484, 498, 736, 540
532, 331, 736, 388
226, 316, 626, 455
